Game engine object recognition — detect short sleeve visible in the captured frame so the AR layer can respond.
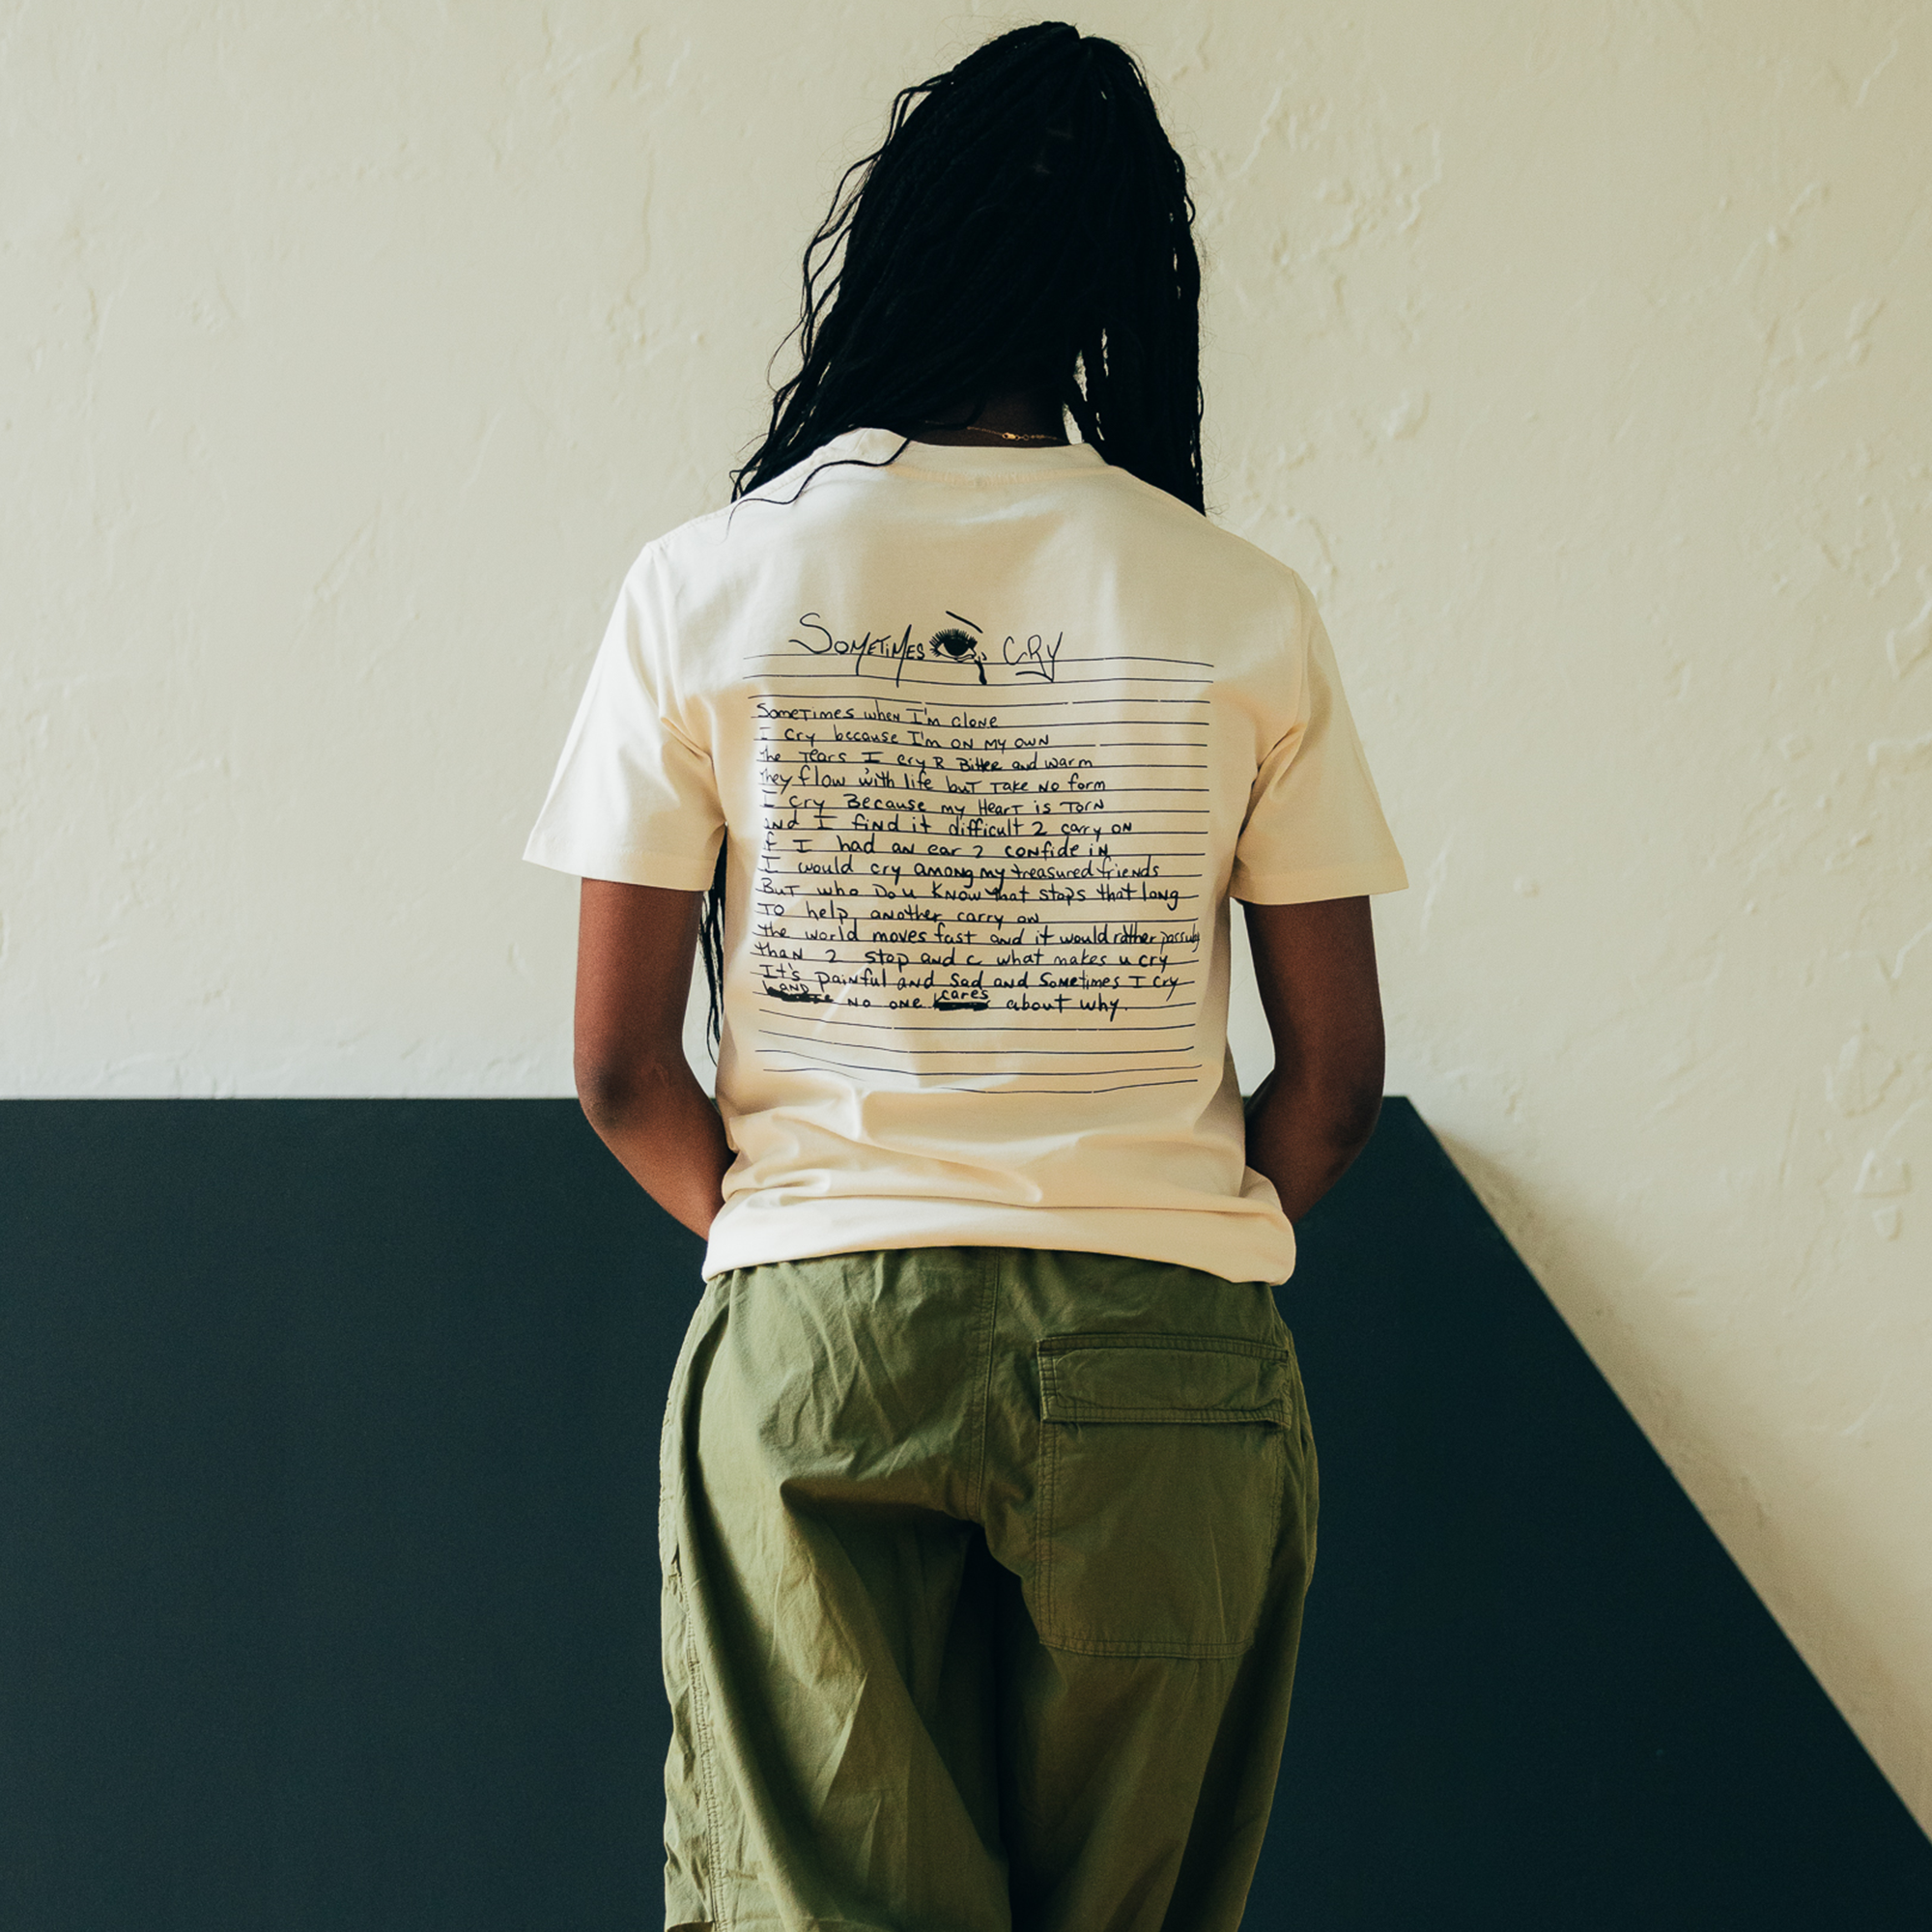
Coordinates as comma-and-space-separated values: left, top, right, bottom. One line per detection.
1228, 577, 1408, 904
522, 551, 725, 891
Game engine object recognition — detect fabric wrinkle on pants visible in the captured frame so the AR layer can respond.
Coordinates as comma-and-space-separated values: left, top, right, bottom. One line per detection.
657, 1244, 1319, 1932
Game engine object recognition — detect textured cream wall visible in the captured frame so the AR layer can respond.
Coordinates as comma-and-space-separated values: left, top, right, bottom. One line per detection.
5, 0, 1928, 1827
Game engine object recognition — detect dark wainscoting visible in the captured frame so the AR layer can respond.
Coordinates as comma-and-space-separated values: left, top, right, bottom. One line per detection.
3, 1098, 1928, 1929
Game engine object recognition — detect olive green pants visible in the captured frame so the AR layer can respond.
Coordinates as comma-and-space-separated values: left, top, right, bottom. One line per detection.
658, 1245, 1319, 1932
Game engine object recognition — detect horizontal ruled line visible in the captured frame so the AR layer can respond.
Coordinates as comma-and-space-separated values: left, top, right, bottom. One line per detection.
753, 966, 1190, 981
744, 652, 1212, 668
762, 886, 1202, 899
754, 758, 1206, 773
745, 671, 1209, 689
750, 1009, 1196, 1033
757, 837, 1208, 846
746, 873, 1198, 881
756, 935, 1204, 948
757, 1051, 1190, 1082
758, 812, 1211, 820
753, 1001, 1202, 1018
757, 1028, 1199, 1059
752, 942, 1202, 955
752, 915, 1205, 931
752, 895, 1208, 914
754, 735, 1099, 749
752, 1050, 1204, 1094
753, 692, 1208, 711
762, 1054, 1201, 1078
753, 784, 1206, 792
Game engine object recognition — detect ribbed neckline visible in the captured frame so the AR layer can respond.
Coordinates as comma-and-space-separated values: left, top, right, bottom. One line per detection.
829, 426, 1109, 478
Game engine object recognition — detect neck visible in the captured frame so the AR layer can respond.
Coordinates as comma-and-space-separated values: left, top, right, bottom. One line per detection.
895, 383, 1067, 445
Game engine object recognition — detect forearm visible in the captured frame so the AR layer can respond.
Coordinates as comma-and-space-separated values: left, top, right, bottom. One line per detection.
579, 1055, 732, 1239
1239, 895, 1385, 1225
1243, 1068, 1380, 1225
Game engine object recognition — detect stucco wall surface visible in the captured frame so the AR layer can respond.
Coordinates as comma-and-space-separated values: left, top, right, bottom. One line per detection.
5, 0, 1929, 1828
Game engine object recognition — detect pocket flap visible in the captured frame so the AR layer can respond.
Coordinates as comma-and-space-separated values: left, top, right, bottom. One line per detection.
1037, 1333, 1294, 1427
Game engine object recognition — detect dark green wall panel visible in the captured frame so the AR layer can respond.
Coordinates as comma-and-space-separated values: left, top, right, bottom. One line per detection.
1, 1099, 1927, 1929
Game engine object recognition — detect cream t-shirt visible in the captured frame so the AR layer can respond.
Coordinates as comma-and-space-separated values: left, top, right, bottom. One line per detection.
526, 427, 1406, 1284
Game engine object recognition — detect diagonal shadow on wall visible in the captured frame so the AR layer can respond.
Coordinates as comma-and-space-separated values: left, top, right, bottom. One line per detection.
1259, 1100, 1932, 1926
2, 1098, 1927, 1931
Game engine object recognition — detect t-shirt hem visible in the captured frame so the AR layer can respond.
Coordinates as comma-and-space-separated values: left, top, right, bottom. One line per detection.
522, 834, 717, 892
1229, 856, 1409, 904
700, 1202, 1297, 1287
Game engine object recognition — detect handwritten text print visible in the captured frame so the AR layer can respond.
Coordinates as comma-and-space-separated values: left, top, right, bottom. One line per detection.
745, 613, 1212, 1094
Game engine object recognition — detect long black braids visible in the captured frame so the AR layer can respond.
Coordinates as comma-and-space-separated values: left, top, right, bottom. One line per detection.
698, 22, 1204, 1053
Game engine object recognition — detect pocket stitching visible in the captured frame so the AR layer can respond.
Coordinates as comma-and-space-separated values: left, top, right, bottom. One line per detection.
1038, 1332, 1296, 1430
1037, 1408, 1059, 1641
1039, 1331, 1293, 1358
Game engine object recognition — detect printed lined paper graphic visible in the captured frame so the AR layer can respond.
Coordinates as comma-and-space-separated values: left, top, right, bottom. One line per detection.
744, 616, 1211, 1095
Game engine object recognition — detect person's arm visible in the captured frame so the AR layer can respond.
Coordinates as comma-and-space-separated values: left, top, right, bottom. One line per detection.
573, 877, 732, 1238
1241, 895, 1386, 1225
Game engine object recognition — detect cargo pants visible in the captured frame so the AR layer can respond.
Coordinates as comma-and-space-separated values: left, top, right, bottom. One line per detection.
657, 1244, 1319, 1932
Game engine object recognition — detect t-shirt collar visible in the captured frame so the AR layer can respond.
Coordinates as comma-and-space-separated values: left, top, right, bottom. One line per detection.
829, 425, 1108, 476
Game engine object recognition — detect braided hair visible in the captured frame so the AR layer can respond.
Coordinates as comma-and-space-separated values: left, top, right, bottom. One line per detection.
699, 21, 1204, 1050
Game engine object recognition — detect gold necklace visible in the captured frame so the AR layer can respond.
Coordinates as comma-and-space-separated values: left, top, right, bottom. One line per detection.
912, 422, 1065, 444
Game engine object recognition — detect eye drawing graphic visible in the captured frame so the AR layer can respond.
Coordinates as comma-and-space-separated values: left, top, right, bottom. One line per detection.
928, 611, 987, 684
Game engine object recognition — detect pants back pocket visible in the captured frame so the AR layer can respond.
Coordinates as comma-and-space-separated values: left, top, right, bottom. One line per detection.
1032, 1332, 1296, 1659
